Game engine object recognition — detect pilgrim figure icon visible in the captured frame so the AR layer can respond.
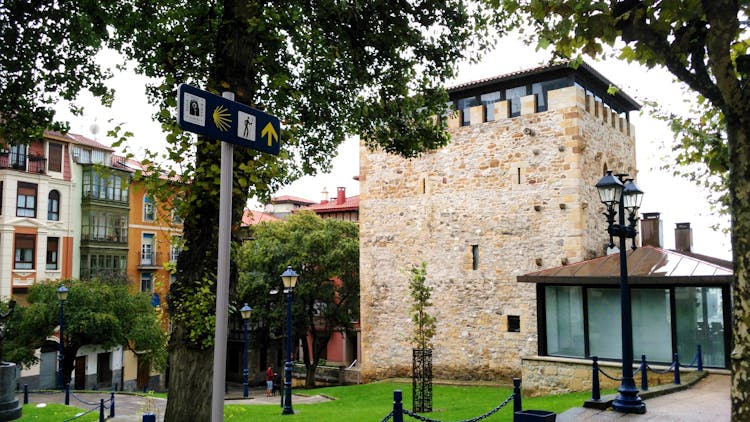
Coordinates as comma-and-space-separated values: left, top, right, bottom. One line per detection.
237, 111, 256, 141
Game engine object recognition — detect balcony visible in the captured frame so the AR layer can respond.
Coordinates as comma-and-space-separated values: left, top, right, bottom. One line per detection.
0, 153, 47, 174
139, 251, 161, 269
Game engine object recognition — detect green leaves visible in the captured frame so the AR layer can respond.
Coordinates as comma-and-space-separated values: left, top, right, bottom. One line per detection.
409, 262, 436, 350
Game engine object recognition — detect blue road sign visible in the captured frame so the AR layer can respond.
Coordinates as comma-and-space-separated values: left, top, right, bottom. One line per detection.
177, 84, 280, 155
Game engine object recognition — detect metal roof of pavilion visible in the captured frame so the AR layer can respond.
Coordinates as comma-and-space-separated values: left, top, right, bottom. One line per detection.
517, 245, 732, 286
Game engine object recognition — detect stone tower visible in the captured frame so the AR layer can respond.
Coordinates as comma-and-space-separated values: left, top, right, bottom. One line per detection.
358, 62, 640, 382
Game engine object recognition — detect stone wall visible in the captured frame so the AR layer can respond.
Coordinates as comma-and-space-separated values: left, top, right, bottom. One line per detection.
359, 85, 637, 382
521, 356, 687, 397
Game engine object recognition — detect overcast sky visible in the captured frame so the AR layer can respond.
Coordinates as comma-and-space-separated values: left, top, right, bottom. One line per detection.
54, 37, 732, 261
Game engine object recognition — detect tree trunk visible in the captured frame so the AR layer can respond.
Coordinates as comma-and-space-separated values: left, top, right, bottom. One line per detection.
164, 325, 214, 419
728, 114, 750, 420
163, 1, 259, 420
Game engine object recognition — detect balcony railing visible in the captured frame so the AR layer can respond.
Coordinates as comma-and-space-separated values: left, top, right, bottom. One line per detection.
0, 154, 46, 174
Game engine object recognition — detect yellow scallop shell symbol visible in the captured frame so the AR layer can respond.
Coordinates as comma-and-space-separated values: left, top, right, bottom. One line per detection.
212, 105, 231, 131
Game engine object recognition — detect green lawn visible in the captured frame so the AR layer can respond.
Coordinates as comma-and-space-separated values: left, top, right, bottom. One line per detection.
20, 403, 100, 421
225, 382, 603, 421
19, 382, 606, 421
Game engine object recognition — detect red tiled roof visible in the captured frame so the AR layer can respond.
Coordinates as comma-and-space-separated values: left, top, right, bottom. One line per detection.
242, 209, 282, 226
303, 195, 360, 213
271, 195, 316, 205
66, 133, 114, 151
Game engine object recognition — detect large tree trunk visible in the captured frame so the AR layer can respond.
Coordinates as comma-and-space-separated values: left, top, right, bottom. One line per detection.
164, 325, 214, 419
163, 1, 259, 420
728, 115, 750, 420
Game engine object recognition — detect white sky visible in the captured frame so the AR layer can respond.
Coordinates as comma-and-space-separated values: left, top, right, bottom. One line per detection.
54, 37, 733, 261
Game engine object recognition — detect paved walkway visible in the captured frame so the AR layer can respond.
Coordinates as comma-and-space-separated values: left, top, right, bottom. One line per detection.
557, 374, 730, 421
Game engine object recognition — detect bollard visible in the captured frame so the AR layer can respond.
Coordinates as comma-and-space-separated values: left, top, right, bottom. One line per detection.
673, 353, 681, 385
23, 384, 28, 405
99, 398, 105, 422
65, 383, 70, 405
591, 356, 600, 401
513, 378, 522, 415
640, 354, 648, 391
697, 344, 703, 371
110, 392, 115, 418
393, 390, 403, 422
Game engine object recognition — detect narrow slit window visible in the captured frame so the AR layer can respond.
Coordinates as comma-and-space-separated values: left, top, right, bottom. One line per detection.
508, 315, 521, 332
517, 168, 521, 184
472, 245, 479, 270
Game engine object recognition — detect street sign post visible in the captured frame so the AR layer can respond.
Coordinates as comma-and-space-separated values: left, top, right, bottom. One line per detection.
177, 83, 280, 155
176, 85, 281, 421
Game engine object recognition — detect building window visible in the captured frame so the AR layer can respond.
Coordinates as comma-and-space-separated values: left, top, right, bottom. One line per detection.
171, 209, 183, 225
456, 96, 478, 126
544, 286, 584, 357
14, 234, 35, 269
507, 315, 521, 333
46, 237, 59, 270
16, 182, 37, 217
141, 233, 155, 265
170, 235, 182, 263
531, 77, 571, 112
505, 86, 527, 117
10, 144, 27, 169
48, 190, 60, 220
480, 91, 502, 121
0, 181, 3, 215
48, 143, 63, 172
141, 272, 153, 293
143, 196, 155, 222
471, 245, 479, 271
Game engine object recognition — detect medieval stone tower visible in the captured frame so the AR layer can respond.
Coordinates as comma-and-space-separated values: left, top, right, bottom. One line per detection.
358, 62, 640, 382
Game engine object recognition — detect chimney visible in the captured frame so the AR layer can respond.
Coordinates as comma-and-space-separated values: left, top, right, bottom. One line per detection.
640, 212, 663, 247
320, 187, 328, 204
675, 222, 693, 252
336, 187, 346, 205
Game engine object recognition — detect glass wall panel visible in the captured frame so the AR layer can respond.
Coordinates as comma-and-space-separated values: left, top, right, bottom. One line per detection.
675, 287, 725, 367
587, 288, 622, 359
505, 86, 527, 117
545, 286, 584, 357
632, 289, 672, 362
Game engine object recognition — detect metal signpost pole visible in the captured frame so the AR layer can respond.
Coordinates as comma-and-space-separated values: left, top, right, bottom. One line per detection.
176, 84, 280, 421
211, 92, 234, 421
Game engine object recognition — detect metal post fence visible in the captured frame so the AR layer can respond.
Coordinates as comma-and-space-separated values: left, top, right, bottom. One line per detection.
393, 390, 403, 422
640, 355, 648, 391
65, 383, 70, 405
697, 345, 703, 371
591, 357, 601, 401
23, 385, 28, 404
110, 392, 115, 418
673, 353, 681, 385
513, 378, 522, 421
99, 398, 105, 422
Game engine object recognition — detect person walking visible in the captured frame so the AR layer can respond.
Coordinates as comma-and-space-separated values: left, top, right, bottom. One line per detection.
266, 366, 274, 397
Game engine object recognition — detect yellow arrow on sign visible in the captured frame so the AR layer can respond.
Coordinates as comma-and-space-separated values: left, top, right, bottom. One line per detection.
261, 122, 278, 146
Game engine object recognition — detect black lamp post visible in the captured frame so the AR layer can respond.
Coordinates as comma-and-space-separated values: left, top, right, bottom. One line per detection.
240, 303, 253, 398
56, 284, 69, 390
280, 266, 299, 415
595, 170, 646, 414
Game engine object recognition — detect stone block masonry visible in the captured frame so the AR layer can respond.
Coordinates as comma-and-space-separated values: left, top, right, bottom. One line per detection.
359, 83, 637, 383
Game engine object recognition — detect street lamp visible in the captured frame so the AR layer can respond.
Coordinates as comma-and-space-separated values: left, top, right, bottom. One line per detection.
240, 303, 253, 398
56, 284, 69, 390
595, 171, 646, 414
280, 266, 299, 415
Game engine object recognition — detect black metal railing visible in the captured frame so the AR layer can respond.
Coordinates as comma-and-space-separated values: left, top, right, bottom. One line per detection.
591, 345, 704, 401
21, 384, 115, 421
378, 378, 555, 422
